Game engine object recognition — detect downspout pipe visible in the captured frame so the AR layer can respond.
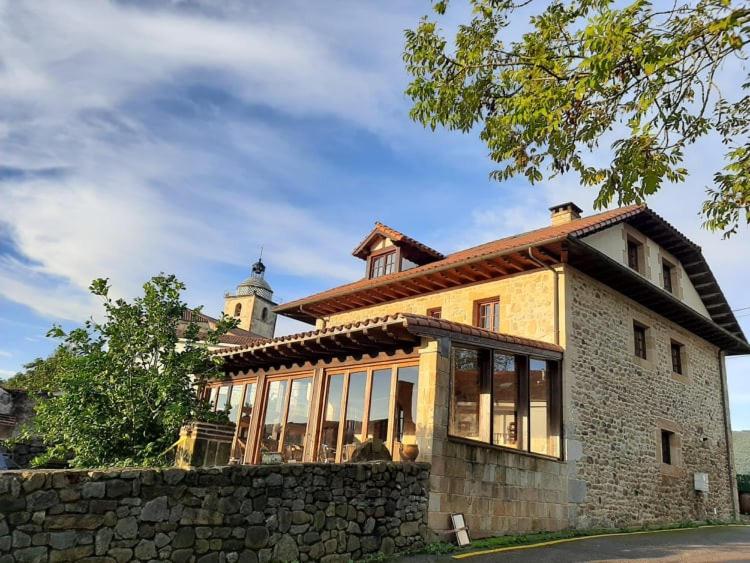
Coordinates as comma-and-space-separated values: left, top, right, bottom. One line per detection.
528, 247, 560, 346
717, 349, 740, 520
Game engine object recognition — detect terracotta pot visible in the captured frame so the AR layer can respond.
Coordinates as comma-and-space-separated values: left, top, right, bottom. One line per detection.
400, 443, 419, 462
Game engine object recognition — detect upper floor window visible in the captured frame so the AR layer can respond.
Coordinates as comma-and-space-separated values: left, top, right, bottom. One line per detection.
670, 340, 684, 375
661, 429, 674, 465
627, 239, 642, 272
633, 322, 647, 359
369, 251, 397, 278
234, 303, 242, 317
475, 298, 500, 332
427, 307, 442, 319
662, 260, 674, 293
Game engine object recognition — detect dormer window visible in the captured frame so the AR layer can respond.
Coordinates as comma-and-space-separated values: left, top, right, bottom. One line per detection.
369, 251, 397, 278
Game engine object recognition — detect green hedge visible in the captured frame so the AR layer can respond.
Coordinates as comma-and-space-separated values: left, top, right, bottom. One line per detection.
737, 474, 750, 494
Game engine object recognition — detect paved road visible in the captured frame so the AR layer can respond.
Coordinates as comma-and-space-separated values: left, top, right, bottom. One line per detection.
401, 525, 750, 562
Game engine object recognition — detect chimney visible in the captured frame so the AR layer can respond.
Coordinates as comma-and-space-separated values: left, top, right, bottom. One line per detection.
549, 202, 583, 226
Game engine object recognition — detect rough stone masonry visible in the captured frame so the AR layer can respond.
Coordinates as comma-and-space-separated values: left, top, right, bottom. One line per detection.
0, 462, 430, 563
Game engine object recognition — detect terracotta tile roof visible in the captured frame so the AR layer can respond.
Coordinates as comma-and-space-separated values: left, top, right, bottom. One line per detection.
212, 312, 562, 361
352, 222, 445, 262
278, 205, 644, 313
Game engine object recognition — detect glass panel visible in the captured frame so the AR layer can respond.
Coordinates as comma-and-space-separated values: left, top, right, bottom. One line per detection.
232, 383, 256, 462
216, 385, 230, 413
492, 353, 517, 448
367, 369, 393, 448
260, 380, 288, 454
319, 374, 344, 462
282, 378, 312, 462
208, 386, 219, 410
529, 359, 551, 455
450, 349, 482, 440
396, 366, 419, 446
342, 371, 367, 462
227, 385, 244, 424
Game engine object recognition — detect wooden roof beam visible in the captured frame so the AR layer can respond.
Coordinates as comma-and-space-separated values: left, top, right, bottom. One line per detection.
499, 256, 525, 272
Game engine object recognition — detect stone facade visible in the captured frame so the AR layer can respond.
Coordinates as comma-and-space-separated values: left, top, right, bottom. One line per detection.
563, 267, 735, 527
0, 462, 430, 563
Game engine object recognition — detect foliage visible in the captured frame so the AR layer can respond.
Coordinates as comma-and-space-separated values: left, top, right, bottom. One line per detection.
738, 473, 750, 493
0, 347, 73, 393
404, 0, 750, 237
24, 274, 236, 468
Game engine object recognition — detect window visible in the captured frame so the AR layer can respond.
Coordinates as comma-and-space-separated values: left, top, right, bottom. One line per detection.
208, 386, 219, 410
662, 261, 674, 293
661, 430, 674, 465
282, 378, 312, 462
370, 251, 397, 278
227, 385, 244, 424
342, 371, 367, 461
317, 361, 420, 463
427, 307, 442, 319
450, 347, 561, 458
633, 323, 647, 359
492, 353, 517, 448
256, 376, 313, 462
261, 307, 269, 321
234, 303, 242, 317
232, 382, 257, 463
395, 366, 419, 446
319, 375, 344, 462
627, 239, 641, 272
475, 298, 500, 332
670, 341, 684, 375
215, 385, 230, 413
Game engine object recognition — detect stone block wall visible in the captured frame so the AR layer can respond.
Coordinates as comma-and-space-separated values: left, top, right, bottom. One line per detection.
564, 268, 735, 528
0, 462, 430, 563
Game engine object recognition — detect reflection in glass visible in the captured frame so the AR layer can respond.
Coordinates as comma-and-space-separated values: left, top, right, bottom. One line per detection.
227, 385, 244, 424
450, 349, 481, 440
208, 386, 219, 410
342, 371, 366, 461
320, 375, 343, 462
493, 353, 517, 448
260, 380, 288, 454
367, 369, 393, 447
216, 385, 230, 413
529, 359, 551, 455
396, 366, 418, 445
232, 383, 256, 462
282, 378, 312, 462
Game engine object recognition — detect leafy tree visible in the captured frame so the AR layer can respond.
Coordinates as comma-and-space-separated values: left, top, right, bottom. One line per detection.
404, 0, 750, 236
25, 274, 235, 468
1, 348, 71, 393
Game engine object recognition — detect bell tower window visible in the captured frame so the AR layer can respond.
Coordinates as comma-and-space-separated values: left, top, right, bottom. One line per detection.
234, 303, 242, 317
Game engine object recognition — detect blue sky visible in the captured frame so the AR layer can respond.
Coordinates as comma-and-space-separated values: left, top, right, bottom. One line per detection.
1, 0, 749, 429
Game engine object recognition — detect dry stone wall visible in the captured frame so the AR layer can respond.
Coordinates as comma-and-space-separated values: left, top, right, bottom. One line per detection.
0, 462, 430, 563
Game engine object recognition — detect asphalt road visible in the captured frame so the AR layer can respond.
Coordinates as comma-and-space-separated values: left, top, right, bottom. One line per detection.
400, 525, 750, 562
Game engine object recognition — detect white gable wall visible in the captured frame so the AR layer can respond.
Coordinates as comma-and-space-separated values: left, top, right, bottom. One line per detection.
581, 224, 710, 317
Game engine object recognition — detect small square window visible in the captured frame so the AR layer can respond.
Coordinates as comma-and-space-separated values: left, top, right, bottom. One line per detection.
633, 323, 647, 360
670, 341, 684, 375
662, 261, 674, 293
475, 298, 500, 332
661, 430, 674, 465
427, 307, 442, 319
627, 240, 642, 272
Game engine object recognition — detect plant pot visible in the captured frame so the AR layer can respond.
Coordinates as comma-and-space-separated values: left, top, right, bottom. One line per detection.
400, 443, 419, 462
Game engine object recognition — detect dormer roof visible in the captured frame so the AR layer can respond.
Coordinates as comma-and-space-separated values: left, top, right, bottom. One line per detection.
352, 222, 444, 265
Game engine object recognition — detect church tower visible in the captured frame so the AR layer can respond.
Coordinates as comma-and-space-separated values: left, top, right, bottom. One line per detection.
223, 258, 277, 339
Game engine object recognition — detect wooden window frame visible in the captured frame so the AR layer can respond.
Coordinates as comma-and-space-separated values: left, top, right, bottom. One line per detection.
627, 238, 642, 272
473, 297, 500, 332
633, 322, 648, 360
250, 371, 314, 464
448, 345, 563, 461
426, 307, 442, 319
670, 340, 684, 375
367, 247, 401, 279
662, 260, 674, 293
316, 357, 418, 463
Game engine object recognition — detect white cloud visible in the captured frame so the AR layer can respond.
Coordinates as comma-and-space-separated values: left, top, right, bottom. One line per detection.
0, 351, 11, 358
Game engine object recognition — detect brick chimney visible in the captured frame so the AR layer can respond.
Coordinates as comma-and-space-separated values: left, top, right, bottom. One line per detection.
549, 202, 583, 226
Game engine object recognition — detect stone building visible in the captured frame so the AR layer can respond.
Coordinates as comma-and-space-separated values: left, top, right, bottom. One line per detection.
178, 258, 277, 350
204, 204, 748, 537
